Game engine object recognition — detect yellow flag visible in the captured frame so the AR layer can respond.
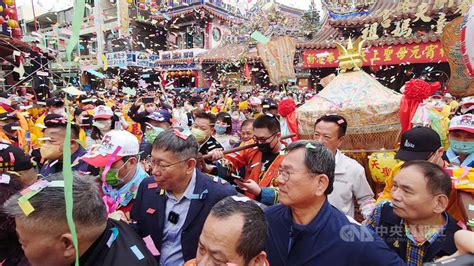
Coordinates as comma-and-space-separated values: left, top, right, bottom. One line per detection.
102, 54, 108, 71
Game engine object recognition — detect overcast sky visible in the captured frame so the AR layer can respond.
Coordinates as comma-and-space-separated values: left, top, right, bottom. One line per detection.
277, 0, 322, 10
16, 0, 324, 21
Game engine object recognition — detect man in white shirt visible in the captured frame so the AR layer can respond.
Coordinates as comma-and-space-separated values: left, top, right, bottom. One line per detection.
313, 115, 376, 220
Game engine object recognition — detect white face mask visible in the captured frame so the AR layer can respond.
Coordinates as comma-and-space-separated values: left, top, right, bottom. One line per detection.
50, 108, 66, 116
93, 120, 112, 131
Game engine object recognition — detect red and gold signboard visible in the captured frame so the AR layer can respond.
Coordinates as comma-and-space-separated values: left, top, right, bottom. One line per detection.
303, 42, 447, 69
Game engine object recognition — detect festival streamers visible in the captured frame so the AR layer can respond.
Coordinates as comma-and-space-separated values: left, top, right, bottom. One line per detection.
66, 0, 86, 61
250, 31, 270, 44
62, 98, 80, 266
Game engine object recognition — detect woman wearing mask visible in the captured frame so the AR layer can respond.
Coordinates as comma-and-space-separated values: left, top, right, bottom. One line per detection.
214, 112, 239, 150
230, 108, 244, 136
91, 105, 118, 145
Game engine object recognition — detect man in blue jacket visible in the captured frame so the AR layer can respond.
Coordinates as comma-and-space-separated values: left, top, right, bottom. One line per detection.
264, 140, 405, 266
39, 114, 97, 177
131, 128, 237, 265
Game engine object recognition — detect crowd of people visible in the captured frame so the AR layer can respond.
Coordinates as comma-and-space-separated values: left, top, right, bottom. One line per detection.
0, 86, 474, 266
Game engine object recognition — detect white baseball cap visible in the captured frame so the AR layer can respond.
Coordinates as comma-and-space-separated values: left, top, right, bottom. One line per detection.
93, 105, 114, 119
82, 130, 140, 167
459, 97, 474, 114
460, 96, 474, 106
249, 96, 262, 106
449, 114, 474, 133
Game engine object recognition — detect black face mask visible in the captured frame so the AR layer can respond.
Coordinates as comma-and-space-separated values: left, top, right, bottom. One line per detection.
257, 142, 272, 154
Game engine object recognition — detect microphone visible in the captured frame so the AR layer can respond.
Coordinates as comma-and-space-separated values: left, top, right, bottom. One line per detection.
168, 211, 179, 224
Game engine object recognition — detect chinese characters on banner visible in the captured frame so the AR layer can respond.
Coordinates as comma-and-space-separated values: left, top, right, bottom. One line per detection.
303, 42, 447, 69
105, 52, 160, 68
359, 0, 472, 42
106, 52, 127, 67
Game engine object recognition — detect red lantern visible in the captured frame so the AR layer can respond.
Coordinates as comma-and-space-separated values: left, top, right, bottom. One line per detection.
0, 16, 5, 25
138, 3, 146, 9
7, 19, 18, 28
4, 8, 16, 18
12, 27, 21, 37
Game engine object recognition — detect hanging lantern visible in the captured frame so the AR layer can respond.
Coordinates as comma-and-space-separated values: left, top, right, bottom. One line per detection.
177, 71, 183, 76
0, 16, 4, 25
186, 70, 192, 76
4, 0, 15, 7
127, 0, 133, 3
4, 8, 16, 18
150, 8, 157, 13
7, 19, 18, 28
12, 27, 21, 37
138, 3, 146, 9
169, 71, 175, 76
0, 6, 3, 13
368, 151, 400, 184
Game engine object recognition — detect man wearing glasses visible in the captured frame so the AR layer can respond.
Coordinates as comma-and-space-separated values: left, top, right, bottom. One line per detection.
264, 140, 404, 266
207, 114, 284, 206
131, 128, 237, 265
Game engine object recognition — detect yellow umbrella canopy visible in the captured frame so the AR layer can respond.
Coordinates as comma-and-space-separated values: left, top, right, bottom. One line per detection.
297, 70, 402, 151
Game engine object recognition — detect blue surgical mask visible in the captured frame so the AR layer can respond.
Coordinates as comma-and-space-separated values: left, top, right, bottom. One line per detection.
214, 125, 227, 135
449, 139, 474, 155
144, 123, 164, 143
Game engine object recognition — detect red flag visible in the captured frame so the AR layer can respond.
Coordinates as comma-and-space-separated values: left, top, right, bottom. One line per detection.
244, 63, 251, 80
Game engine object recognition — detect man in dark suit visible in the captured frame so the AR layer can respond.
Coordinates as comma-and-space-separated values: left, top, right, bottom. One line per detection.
131, 128, 237, 265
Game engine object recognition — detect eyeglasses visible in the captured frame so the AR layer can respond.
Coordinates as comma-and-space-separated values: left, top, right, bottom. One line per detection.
253, 133, 277, 144
149, 158, 193, 172
277, 169, 319, 182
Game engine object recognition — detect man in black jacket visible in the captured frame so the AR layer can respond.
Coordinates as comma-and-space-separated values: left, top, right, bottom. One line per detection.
128, 96, 158, 133
2, 172, 157, 266
191, 111, 223, 156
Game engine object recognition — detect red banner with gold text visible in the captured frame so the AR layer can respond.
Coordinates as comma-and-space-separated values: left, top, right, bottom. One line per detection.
303, 42, 447, 68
